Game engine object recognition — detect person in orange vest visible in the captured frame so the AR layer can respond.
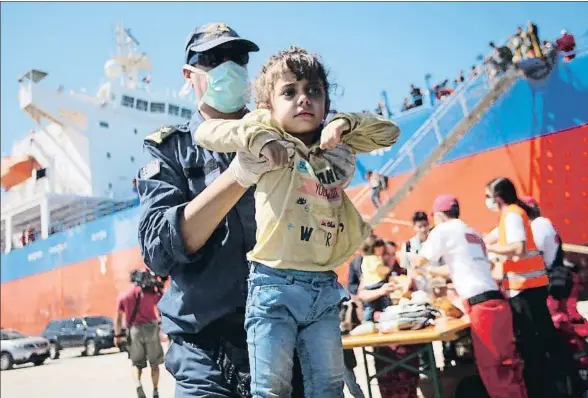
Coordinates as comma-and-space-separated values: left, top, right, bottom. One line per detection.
484, 177, 585, 398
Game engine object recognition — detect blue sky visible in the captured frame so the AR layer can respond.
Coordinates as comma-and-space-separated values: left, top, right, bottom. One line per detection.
1, 1, 587, 152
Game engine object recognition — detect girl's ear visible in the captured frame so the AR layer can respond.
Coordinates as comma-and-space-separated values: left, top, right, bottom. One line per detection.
257, 102, 271, 110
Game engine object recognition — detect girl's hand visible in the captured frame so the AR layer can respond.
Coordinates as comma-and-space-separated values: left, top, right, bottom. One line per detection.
319, 118, 351, 150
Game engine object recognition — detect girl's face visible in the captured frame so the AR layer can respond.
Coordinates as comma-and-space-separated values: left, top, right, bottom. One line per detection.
270, 71, 327, 137
485, 188, 500, 212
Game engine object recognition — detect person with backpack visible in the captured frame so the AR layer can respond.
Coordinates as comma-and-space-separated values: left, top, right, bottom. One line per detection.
114, 270, 164, 398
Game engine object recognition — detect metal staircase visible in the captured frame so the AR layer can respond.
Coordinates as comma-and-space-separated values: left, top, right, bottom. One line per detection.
352, 68, 520, 227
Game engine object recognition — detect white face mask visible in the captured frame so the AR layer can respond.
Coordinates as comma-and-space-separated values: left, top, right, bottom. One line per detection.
180, 62, 250, 113
485, 197, 499, 212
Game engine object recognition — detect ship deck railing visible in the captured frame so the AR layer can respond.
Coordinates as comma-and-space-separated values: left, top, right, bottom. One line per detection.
1, 193, 139, 253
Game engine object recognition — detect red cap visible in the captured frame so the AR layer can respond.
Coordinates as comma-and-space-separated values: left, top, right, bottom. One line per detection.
520, 195, 539, 207
432, 194, 459, 214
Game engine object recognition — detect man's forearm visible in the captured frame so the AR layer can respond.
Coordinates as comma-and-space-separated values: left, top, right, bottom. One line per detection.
430, 264, 450, 279
114, 312, 123, 335
357, 287, 387, 303
488, 242, 525, 257
181, 170, 248, 253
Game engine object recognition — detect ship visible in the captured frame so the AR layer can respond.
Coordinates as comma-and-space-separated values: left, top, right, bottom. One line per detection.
1, 26, 587, 335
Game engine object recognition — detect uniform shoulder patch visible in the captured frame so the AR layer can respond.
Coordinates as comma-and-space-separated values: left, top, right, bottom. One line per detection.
144, 125, 184, 145
139, 159, 161, 179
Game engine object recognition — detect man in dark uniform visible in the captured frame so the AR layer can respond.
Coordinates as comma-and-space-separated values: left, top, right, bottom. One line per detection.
137, 23, 304, 398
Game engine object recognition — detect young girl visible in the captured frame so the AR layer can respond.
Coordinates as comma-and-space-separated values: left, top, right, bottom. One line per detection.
194, 46, 400, 397
359, 236, 392, 322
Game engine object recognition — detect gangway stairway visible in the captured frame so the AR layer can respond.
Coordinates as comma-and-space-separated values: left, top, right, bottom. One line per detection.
352, 69, 520, 227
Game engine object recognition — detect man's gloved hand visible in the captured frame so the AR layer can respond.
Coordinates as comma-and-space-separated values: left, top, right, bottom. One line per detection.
260, 141, 292, 169
228, 140, 295, 188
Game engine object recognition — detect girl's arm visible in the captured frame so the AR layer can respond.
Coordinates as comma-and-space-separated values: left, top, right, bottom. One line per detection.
331, 112, 400, 153
194, 109, 281, 156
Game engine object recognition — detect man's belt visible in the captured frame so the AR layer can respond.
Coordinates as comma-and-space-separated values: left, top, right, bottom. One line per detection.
467, 290, 504, 307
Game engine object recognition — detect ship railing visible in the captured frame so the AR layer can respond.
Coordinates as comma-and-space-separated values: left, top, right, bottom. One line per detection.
350, 65, 492, 212
1, 194, 140, 253
369, 70, 518, 227
348, 34, 509, 208
46, 196, 139, 234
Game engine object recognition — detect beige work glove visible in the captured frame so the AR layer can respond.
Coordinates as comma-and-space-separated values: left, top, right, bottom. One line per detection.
228, 140, 295, 188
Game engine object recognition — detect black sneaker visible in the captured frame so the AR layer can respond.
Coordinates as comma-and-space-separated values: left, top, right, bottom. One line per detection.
136, 386, 146, 398
153, 389, 159, 398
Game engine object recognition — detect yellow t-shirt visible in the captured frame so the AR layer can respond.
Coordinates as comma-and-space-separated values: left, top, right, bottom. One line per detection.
361, 255, 389, 286
194, 109, 400, 272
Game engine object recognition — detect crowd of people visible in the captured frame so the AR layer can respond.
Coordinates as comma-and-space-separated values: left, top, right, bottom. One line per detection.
129, 19, 587, 398
341, 178, 588, 398
382, 21, 579, 117
485, 22, 578, 80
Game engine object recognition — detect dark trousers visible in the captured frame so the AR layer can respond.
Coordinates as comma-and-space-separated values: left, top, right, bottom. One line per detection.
510, 287, 585, 398
166, 313, 305, 398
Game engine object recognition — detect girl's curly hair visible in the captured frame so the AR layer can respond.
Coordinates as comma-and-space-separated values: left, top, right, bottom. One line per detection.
254, 46, 331, 110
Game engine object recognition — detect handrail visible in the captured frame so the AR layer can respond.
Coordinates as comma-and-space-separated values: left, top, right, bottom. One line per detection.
368, 70, 518, 227
351, 67, 489, 209
563, 243, 588, 255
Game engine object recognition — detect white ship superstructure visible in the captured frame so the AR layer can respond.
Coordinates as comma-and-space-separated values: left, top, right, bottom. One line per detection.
1, 25, 195, 253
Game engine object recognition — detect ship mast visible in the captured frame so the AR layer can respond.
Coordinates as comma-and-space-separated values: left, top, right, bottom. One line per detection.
110, 25, 151, 89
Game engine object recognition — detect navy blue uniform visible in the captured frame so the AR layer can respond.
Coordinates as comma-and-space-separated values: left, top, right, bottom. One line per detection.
137, 112, 304, 397
138, 112, 255, 336
137, 112, 257, 397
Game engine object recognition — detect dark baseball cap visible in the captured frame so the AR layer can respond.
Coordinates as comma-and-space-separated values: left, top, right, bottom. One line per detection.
184, 22, 259, 63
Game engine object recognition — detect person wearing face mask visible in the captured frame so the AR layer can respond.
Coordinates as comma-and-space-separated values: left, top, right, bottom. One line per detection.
484, 177, 585, 398
136, 23, 305, 398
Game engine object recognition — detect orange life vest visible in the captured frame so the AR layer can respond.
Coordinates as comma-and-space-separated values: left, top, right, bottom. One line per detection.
498, 204, 548, 296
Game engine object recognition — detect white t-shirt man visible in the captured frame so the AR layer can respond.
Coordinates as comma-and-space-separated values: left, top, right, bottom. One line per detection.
420, 219, 498, 300
488, 215, 557, 268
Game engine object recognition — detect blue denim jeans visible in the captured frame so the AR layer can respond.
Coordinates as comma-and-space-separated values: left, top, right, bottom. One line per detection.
362, 281, 392, 322
246, 262, 349, 398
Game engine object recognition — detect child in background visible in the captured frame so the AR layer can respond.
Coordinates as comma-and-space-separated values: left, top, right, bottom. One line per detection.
195, 46, 400, 397
360, 237, 392, 322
